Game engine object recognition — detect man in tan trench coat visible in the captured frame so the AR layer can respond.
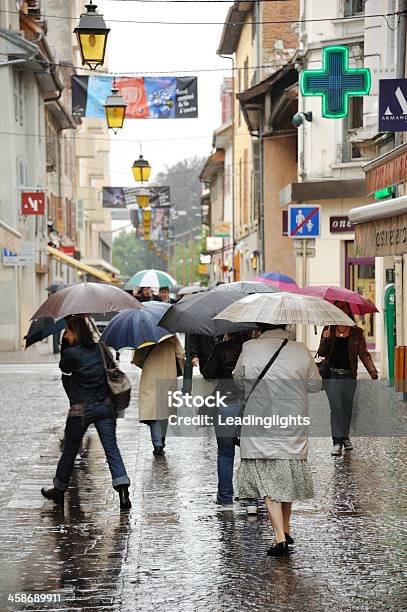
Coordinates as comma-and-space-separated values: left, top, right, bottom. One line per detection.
133, 335, 185, 455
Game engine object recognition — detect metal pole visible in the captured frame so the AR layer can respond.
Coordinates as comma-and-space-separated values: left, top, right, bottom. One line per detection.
302, 239, 307, 345
302, 238, 307, 287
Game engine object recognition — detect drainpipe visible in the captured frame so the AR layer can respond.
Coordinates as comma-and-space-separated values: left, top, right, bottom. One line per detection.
217, 52, 236, 279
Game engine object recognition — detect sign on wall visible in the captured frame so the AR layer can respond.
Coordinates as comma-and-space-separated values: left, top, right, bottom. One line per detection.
330, 216, 355, 233
354, 214, 407, 257
379, 79, 407, 132
21, 191, 45, 215
301, 46, 371, 118
3, 242, 35, 266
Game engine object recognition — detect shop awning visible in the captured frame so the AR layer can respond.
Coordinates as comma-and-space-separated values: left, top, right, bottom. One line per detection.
0, 220, 22, 253
47, 245, 116, 283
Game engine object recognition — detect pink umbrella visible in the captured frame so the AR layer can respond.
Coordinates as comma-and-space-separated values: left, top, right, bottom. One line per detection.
296, 286, 378, 315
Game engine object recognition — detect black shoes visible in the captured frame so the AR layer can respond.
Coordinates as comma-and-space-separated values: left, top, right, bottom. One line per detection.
153, 446, 165, 456
41, 487, 64, 506
115, 484, 131, 510
267, 541, 289, 557
285, 532, 294, 545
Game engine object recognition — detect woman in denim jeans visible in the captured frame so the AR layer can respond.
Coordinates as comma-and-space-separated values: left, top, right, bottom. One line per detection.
202, 333, 247, 510
318, 301, 378, 457
41, 316, 131, 510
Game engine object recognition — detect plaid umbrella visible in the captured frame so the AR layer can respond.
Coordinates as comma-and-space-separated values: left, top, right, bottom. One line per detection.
214, 292, 355, 327
215, 281, 278, 293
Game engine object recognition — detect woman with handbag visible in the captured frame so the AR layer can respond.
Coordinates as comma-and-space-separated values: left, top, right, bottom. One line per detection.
318, 300, 378, 457
133, 335, 185, 456
233, 323, 321, 557
41, 316, 131, 510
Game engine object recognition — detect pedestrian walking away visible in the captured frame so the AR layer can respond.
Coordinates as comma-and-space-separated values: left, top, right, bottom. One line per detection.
317, 300, 378, 457
233, 324, 322, 557
41, 316, 131, 510
202, 332, 248, 511
133, 335, 185, 456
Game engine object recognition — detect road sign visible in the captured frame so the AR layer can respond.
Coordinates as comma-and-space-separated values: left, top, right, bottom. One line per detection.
301, 46, 371, 118
21, 191, 45, 215
289, 205, 320, 238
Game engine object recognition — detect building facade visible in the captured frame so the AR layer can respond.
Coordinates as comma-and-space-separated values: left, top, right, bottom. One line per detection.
280, 0, 402, 352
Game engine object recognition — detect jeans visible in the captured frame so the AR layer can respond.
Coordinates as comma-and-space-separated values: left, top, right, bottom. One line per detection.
325, 372, 357, 445
214, 403, 241, 505
148, 419, 168, 448
54, 401, 130, 491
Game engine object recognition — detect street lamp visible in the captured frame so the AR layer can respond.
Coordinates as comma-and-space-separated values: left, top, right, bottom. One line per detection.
132, 155, 151, 183
74, 1, 110, 70
104, 81, 127, 133
135, 187, 150, 208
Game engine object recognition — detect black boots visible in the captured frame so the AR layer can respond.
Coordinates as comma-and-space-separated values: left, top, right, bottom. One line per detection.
116, 484, 131, 510
267, 541, 289, 557
41, 487, 64, 506
153, 446, 164, 456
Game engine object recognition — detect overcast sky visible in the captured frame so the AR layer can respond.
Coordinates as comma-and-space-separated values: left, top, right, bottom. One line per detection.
97, 0, 232, 185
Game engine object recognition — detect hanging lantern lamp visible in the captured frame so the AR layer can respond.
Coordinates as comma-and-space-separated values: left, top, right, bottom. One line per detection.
74, 1, 110, 70
104, 80, 127, 133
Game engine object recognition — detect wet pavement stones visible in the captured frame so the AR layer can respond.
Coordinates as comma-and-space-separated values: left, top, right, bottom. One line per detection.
0, 359, 405, 611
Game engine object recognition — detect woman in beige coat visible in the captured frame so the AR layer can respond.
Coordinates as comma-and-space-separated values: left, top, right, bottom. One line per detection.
133, 335, 185, 455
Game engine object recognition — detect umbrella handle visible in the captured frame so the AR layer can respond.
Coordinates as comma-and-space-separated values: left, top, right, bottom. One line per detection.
88, 317, 102, 338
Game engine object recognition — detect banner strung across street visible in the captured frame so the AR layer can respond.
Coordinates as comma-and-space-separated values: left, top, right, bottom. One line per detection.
131, 206, 172, 241
102, 186, 171, 208
72, 76, 198, 119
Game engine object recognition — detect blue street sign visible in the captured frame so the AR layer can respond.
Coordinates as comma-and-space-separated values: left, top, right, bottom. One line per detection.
379, 79, 407, 132
288, 205, 320, 238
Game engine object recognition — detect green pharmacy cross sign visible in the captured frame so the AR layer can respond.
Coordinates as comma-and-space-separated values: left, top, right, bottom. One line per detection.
300, 46, 371, 118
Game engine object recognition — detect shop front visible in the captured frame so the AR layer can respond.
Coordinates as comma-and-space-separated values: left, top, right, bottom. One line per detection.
349, 143, 407, 380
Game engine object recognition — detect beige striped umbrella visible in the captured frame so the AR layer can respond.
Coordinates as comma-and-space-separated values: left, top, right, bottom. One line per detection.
214, 292, 355, 327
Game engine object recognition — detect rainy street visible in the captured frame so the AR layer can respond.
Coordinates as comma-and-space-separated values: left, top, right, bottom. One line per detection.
0, 355, 405, 612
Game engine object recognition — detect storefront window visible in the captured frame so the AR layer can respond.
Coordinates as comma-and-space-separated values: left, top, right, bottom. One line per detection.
345, 241, 376, 348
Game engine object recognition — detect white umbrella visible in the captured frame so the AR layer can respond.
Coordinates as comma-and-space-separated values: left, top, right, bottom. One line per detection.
214, 292, 355, 327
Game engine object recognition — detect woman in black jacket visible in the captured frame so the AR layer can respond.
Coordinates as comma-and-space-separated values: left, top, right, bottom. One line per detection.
41, 316, 131, 510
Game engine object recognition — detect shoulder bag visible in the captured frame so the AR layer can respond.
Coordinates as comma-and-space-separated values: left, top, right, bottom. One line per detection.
99, 341, 132, 412
233, 338, 288, 446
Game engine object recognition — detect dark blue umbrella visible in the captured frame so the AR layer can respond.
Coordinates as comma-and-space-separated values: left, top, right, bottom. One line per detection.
100, 302, 173, 350
24, 317, 66, 349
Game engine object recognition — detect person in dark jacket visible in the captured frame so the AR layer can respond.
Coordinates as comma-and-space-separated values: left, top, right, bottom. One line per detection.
190, 334, 216, 375
136, 287, 162, 303
318, 300, 378, 457
41, 316, 131, 510
202, 333, 246, 509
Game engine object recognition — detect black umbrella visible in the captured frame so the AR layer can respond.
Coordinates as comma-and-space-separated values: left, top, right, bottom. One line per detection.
158, 289, 256, 335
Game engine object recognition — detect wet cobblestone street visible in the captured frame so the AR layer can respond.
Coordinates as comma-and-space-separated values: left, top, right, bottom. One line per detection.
0, 359, 406, 611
